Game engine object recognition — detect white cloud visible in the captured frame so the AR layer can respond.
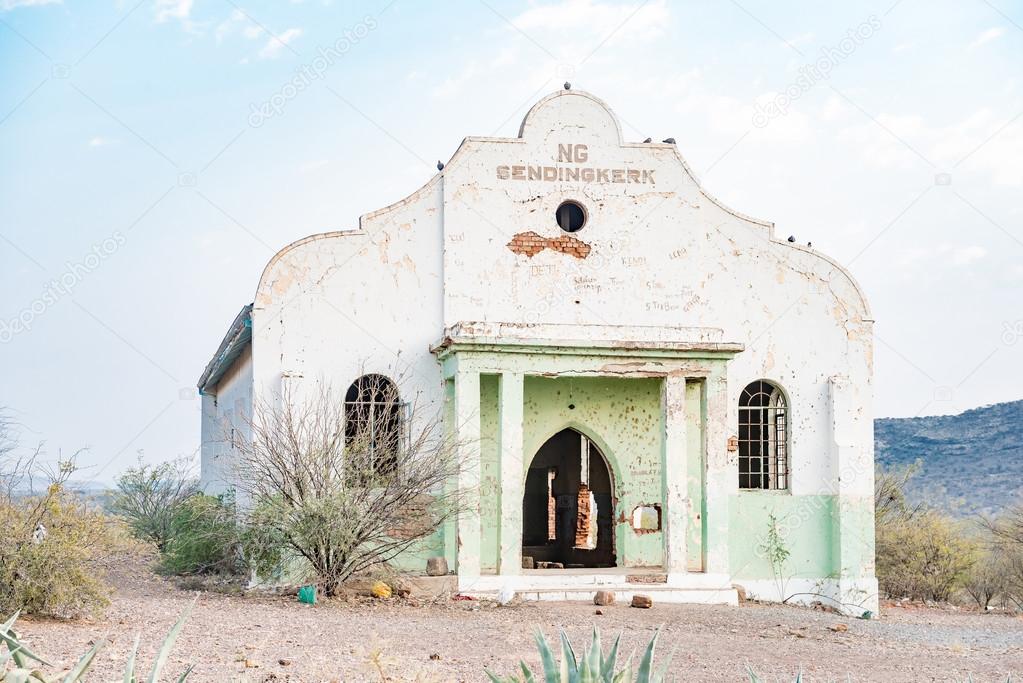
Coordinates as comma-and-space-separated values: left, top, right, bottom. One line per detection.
258, 27, 302, 59
1, 0, 59, 10
214, 9, 264, 44
836, 106, 1023, 184
951, 245, 987, 266
786, 32, 816, 48
511, 0, 669, 46
87, 136, 114, 147
154, 0, 192, 24
969, 27, 1004, 49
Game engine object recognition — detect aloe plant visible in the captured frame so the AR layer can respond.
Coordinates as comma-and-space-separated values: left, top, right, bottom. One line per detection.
0, 601, 194, 682
486, 627, 671, 683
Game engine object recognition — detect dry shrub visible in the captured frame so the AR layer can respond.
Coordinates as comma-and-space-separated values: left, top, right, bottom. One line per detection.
981, 503, 1023, 609
875, 463, 975, 602
233, 380, 465, 595
0, 409, 136, 618
876, 508, 975, 601
0, 484, 135, 618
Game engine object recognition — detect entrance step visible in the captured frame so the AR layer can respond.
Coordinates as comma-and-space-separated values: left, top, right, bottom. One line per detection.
461, 571, 738, 606
464, 585, 737, 606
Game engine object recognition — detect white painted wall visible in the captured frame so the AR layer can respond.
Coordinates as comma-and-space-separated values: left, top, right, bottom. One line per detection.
203, 88, 874, 581
199, 344, 253, 496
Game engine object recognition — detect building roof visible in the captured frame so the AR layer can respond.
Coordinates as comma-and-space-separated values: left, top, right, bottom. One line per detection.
196, 303, 252, 394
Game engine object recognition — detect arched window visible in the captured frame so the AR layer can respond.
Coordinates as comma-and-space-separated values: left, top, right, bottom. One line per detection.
738, 380, 789, 490
344, 374, 404, 476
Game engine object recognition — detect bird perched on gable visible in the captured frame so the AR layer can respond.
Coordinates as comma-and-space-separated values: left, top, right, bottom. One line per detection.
643, 137, 652, 143
436, 161, 444, 171
787, 235, 796, 242
662, 137, 676, 144
564, 82, 571, 90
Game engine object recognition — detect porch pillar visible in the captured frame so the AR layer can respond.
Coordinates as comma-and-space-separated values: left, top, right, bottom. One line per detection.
703, 367, 732, 576
662, 374, 688, 580
498, 372, 525, 575
455, 368, 482, 588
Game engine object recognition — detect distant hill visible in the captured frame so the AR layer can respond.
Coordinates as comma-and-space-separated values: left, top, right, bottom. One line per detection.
875, 399, 1023, 517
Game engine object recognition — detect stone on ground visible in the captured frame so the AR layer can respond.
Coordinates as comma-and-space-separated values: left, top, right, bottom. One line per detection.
594, 590, 615, 606
631, 594, 653, 608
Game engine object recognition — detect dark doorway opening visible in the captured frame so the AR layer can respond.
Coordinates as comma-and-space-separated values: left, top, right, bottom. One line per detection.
521, 428, 615, 568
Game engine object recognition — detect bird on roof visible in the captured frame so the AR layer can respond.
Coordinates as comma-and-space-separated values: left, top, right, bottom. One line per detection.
662, 137, 676, 144
787, 235, 796, 242
564, 82, 571, 90
643, 137, 652, 143
436, 161, 444, 171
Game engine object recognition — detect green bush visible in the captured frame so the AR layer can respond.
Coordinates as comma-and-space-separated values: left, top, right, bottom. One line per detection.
159, 493, 242, 576
0, 485, 134, 618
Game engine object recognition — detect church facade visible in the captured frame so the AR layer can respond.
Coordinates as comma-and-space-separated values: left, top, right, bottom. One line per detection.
198, 89, 878, 614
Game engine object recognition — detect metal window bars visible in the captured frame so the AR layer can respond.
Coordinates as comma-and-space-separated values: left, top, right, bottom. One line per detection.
343, 374, 407, 478
738, 380, 789, 490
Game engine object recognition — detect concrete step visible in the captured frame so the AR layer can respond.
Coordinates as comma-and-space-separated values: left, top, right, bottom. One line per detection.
466, 585, 738, 605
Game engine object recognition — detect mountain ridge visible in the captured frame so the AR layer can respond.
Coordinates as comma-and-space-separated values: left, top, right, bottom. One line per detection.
874, 398, 1023, 516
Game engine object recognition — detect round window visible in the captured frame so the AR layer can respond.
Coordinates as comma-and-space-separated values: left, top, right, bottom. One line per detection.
555, 200, 586, 233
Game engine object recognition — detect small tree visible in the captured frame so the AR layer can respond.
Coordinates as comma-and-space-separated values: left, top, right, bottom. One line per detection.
875, 462, 976, 601
234, 380, 464, 595
962, 546, 1010, 610
982, 503, 1023, 609
111, 455, 198, 550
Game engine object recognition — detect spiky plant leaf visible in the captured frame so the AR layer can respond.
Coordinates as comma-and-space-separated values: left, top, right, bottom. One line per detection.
534, 630, 559, 683
558, 630, 578, 682
612, 651, 634, 683
634, 628, 660, 683
124, 633, 141, 683
601, 634, 621, 683
174, 664, 194, 682
651, 643, 677, 683
61, 638, 105, 682
584, 629, 600, 681
0, 630, 49, 667
146, 599, 195, 683
519, 662, 536, 683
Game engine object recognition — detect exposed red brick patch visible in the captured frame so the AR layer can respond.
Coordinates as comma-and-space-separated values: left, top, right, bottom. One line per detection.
575, 484, 592, 547
507, 231, 591, 259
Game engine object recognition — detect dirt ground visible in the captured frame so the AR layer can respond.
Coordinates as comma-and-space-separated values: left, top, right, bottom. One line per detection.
14, 563, 1023, 683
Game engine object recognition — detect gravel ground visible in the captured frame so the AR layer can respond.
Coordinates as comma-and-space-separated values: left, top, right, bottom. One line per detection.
14, 564, 1023, 682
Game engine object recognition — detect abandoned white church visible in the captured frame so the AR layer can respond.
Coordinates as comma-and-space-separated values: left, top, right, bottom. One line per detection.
198, 89, 878, 613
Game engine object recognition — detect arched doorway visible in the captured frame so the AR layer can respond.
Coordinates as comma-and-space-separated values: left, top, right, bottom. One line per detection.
521, 428, 616, 568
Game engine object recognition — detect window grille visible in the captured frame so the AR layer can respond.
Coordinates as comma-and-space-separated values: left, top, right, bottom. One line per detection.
738, 380, 789, 490
343, 374, 406, 477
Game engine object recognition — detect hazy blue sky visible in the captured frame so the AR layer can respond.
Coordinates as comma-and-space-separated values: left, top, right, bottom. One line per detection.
1, 0, 1020, 483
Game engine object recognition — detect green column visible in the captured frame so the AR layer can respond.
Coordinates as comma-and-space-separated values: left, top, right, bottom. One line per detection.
498, 372, 525, 575
455, 367, 481, 586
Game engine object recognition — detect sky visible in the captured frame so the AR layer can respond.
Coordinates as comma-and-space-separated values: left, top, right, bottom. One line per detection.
0, 0, 1021, 484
